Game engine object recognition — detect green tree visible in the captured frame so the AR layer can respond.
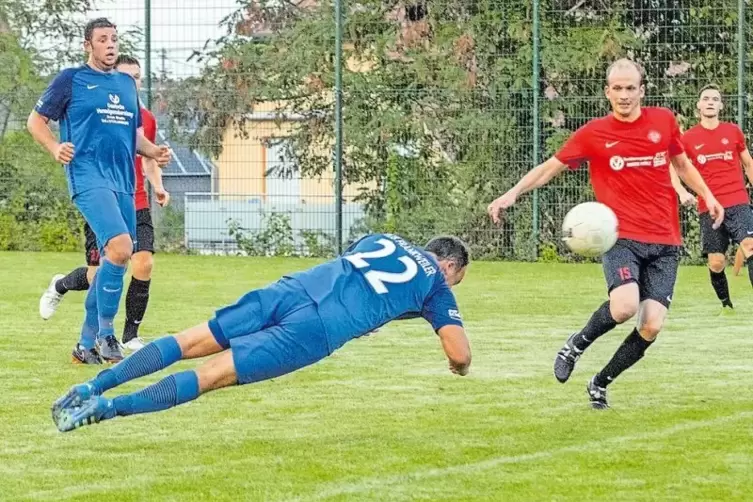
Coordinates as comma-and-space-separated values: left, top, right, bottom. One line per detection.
0, 33, 44, 137
166, 0, 745, 262
0, 130, 82, 250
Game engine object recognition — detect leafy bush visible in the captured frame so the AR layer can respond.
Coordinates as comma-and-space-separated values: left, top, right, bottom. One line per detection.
0, 131, 83, 251
154, 205, 188, 253
228, 212, 336, 258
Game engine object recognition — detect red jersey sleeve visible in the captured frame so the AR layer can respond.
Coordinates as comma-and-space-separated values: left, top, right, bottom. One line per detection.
679, 130, 691, 154
666, 110, 684, 157
735, 124, 747, 153
554, 124, 591, 170
140, 108, 157, 143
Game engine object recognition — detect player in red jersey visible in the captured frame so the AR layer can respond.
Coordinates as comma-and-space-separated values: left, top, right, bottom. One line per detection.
39, 55, 170, 359
487, 59, 725, 409
675, 84, 753, 313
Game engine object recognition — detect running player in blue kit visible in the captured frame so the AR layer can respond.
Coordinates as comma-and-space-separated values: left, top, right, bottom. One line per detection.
52, 234, 472, 432
27, 18, 171, 364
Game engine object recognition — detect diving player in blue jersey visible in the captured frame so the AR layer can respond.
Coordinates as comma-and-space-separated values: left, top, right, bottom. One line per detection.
51, 234, 472, 432
27, 18, 171, 364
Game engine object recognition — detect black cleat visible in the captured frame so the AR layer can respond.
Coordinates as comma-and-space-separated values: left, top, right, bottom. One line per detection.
587, 377, 609, 410
97, 335, 124, 363
554, 333, 583, 383
71, 344, 103, 365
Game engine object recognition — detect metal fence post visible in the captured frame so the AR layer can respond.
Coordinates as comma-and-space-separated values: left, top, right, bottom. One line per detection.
145, 0, 152, 109
334, 0, 344, 254
737, 0, 745, 128
531, 0, 541, 259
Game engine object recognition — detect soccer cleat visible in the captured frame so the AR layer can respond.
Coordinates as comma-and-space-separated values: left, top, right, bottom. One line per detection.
71, 344, 103, 365
553, 333, 583, 383
55, 396, 116, 433
587, 377, 610, 410
39, 274, 65, 320
51, 382, 97, 426
97, 335, 124, 363
122, 337, 147, 352
718, 305, 735, 316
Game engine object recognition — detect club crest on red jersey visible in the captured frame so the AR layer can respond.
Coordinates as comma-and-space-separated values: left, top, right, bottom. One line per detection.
722, 138, 729, 145
648, 130, 661, 143
609, 156, 625, 171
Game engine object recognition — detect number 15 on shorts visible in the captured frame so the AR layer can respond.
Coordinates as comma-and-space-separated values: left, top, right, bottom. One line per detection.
618, 267, 632, 281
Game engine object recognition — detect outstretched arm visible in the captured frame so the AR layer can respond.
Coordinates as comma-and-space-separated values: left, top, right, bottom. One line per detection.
437, 324, 471, 376
671, 153, 724, 228
487, 157, 568, 224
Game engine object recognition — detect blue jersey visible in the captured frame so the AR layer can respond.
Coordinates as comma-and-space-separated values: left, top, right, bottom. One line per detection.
288, 233, 463, 351
35, 65, 142, 197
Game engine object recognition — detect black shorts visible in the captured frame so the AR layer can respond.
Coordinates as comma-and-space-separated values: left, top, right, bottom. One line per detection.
602, 239, 681, 309
84, 208, 155, 266
700, 203, 753, 256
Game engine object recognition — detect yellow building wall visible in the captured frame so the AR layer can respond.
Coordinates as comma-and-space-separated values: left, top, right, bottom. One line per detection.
215, 117, 372, 204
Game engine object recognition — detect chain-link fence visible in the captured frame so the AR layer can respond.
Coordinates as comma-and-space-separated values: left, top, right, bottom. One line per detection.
1, 0, 751, 262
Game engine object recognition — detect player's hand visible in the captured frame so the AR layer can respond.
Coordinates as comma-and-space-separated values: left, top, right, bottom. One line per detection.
487, 191, 518, 225
706, 195, 725, 230
678, 190, 696, 207
153, 145, 172, 168
55, 142, 75, 164
154, 187, 170, 207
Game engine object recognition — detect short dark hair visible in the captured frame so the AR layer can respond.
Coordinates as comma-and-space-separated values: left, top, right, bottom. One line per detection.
116, 55, 140, 67
699, 84, 721, 97
85, 18, 117, 41
425, 236, 470, 269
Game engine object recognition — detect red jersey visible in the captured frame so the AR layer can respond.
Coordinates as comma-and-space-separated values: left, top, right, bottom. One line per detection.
135, 108, 157, 211
555, 107, 685, 246
681, 122, 748, 213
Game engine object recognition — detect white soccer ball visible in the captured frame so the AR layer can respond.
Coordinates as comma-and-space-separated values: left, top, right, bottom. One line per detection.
561, 202, 618, 257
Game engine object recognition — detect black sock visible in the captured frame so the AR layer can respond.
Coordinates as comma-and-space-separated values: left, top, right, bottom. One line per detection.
747, 257, 753, 290
123, 278, 151, 343
54, 267, 90, 295
594, 329, 653, 387
709, 269, 733, 308
572, 301, 618, 351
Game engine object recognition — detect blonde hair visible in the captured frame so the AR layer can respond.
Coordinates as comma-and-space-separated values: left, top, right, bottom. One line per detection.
605, 58, 644, 85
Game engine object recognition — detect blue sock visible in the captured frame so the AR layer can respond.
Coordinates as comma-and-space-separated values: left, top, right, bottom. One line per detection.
78, 271, 99, 350
112, 370, 200, 416
90, 336, 183, 394
96, 258, 126, 339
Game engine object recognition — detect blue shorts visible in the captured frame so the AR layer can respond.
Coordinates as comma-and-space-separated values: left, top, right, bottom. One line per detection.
208, 278, 331, 385
73, 188, 136, 252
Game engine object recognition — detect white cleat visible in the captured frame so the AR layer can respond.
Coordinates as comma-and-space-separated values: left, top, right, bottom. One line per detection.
39, 274, 66, 320
122, 337, 147, 352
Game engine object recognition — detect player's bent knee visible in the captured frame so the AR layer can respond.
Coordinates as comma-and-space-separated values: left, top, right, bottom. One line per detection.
131, 251, 154, 280
608, 290, 639, 323
610, 303, 638, 324
104, 234, 133, 265
637, 322, 662, 341
608, 282, 639, 323
740, 237, 753, 258
707, 253, 726, 273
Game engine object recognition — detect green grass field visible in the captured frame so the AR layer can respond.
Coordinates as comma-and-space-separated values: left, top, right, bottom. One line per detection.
1, 252, 752, 501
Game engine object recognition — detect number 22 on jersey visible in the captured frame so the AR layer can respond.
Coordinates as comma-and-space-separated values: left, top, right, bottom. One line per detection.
345, 238, 419, 294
